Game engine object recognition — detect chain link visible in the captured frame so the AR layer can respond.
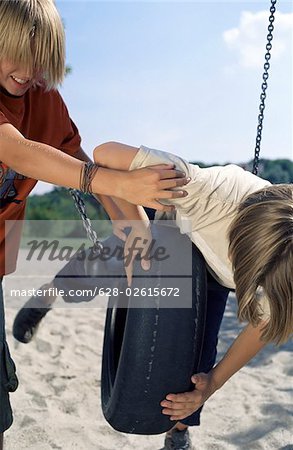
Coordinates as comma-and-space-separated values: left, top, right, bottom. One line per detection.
252, 0, 277, 175
69, 188, 103, 253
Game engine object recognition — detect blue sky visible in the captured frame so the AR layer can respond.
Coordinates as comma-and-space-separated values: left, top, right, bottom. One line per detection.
36, 1, 292, 194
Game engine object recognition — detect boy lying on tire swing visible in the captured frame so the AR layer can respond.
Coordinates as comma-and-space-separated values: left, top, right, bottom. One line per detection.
14, 142, 293, 450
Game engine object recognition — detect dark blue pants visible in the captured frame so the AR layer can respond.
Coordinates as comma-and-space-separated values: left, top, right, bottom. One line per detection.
181, 271, 230, 426
145, 210, 230, 424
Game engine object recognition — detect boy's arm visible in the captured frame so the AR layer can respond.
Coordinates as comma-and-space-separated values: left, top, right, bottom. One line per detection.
75, 145, 150, 223
0, 125, 187, 211
208, 320, 267, 389
73, 146, 126, 220
93, 141, 189, 220
93, 142, 156, 222
160, 320, 268, 421
93, 143, 153, 284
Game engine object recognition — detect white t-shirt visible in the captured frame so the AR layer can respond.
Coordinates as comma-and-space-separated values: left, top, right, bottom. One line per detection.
129, 145, 272, 318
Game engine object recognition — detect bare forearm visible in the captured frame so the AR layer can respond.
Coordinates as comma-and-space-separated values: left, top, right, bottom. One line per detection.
0, 125, 188, 211
212, 322, 267, 389
73, 147, 125, 219
0, 128, 124, 196
70, 147, 147, 222
112, 197, 149, 223
161, 321, 269, 421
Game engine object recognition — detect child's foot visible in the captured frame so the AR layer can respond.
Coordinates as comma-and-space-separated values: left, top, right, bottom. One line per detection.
12, 284, 55, 343
161, 426, 194, 450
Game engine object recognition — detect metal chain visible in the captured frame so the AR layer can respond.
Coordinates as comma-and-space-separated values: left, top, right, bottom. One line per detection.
69, 188, 103, 253
252, 0, 277, 175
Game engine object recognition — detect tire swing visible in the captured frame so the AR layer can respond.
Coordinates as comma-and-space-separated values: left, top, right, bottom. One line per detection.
68, 0, 277, 436
101, 225, 207, 435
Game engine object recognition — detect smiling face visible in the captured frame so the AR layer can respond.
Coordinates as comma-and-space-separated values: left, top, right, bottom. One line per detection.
0, 0, 66, 93
0, 59, 36, 96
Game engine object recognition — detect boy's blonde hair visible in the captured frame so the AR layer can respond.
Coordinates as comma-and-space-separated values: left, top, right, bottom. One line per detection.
0, 0, 65, 89
229, 184, 293, 345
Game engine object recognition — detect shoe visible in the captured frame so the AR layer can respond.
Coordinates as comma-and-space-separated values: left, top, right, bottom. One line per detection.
162, 428, 194, 450
12, 295, 51, 343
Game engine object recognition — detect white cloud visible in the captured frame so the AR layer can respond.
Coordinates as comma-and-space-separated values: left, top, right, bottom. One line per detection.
223, 11, 293, 69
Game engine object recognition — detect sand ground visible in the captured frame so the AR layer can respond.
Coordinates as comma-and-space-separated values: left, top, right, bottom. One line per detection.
2, 258, 292, 450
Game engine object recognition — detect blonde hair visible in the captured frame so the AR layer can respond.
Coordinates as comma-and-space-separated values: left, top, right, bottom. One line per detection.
0, 0, 65, 90
228, 184, 293, 345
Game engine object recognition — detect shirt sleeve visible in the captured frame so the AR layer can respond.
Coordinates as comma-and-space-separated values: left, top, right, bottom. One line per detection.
56, 92, 82, 156
0, 110, 9, 126
129, 145, 193, 176
60, 116, 82, 156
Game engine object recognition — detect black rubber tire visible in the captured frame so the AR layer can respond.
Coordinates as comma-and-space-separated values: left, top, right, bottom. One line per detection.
101, 225, 207, 435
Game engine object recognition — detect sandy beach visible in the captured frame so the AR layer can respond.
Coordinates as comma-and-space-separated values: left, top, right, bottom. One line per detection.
3, 262, 293, 450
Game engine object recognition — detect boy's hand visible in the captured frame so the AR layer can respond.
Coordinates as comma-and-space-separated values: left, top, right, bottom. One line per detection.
111, 219, 128, 242
123, 222, 152, 286
160, 371, 218, 421
118, 164, 189, 212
